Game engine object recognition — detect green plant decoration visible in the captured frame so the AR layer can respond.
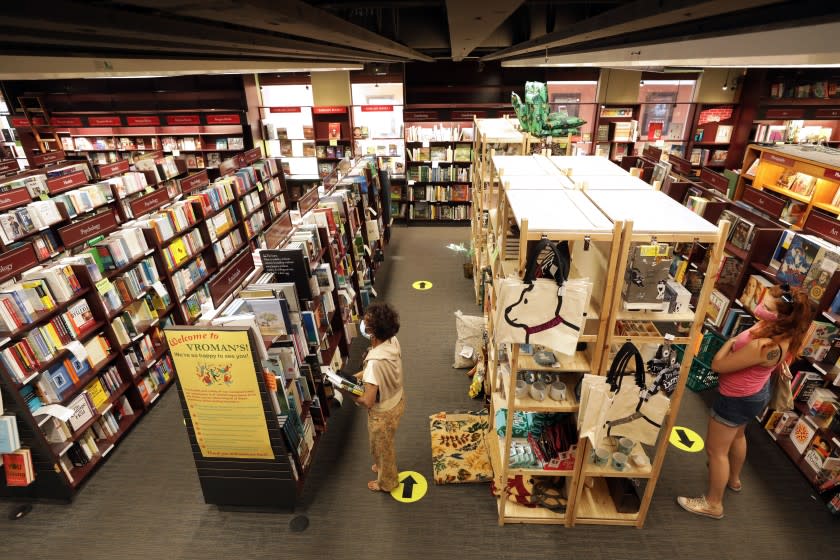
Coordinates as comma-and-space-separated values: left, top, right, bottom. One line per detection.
511, 81, 587, 138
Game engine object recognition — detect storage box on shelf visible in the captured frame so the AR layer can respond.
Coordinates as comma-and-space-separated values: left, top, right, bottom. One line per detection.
577, 188, 726, 527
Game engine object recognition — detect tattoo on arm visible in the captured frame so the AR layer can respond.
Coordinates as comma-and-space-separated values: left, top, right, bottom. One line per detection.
766, 347, 781, 363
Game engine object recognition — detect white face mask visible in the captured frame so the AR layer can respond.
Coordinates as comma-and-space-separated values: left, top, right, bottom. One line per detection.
360, 319, 371, 339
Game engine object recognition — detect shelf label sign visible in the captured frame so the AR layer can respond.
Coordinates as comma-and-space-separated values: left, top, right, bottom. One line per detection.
180, 170, 210, 192
30, 151, 66, 167
208, 250, 255, 307
126, 116, 161, 126
700, 168, 729, 194
298, 187, 320, 216
10, 117, 30, 128
452, 110, 487, 120
98, 160, 130, 179
47, 170, 88, 194
763, 153, 794, 167
165, 114, 200, 125
58, 209, 118, 248
390, 471, 428, 503
264, 211, 293, 249
361, 105, 394, 112
412, 280, 433, 291
0, 187, 32, 212
88, 116, 122, 126
51, 117, 83, 127
0, 244, 38, 284
668, 154, 692, 175
824, 169, 840, 181
404, 110, 440, 122
670, 426, 704, 452
165, 328, 275, 460
242, 147, 263, 164
269, 106, 302, 113
206, 113, 241, 125
643, 145, 662, 161
130, 188, 171, 218
312, 106, 347, 114
0, 159, 20, 175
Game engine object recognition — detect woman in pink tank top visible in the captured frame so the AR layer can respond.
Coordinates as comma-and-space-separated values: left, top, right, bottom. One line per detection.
678, 284, 812, 519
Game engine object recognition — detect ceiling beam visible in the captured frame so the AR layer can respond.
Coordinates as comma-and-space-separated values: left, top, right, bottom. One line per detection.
481, 0, 785, 61
501, 21, 840, 68
0, 55, 362, 80
4, 4, 404, 63
445, 0, 525, 61
117, 0, 434, 62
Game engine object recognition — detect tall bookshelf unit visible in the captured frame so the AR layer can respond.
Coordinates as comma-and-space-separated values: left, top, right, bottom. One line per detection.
399, 116, 474, 224
0, 144, 293, 500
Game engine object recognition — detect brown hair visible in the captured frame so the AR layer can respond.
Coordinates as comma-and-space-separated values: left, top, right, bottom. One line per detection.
364, 302, 400, 341
753, 285, 813, 357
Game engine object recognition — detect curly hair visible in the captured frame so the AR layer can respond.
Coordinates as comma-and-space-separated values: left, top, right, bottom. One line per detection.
364, 302, 400, 341
752, 285, 814, 357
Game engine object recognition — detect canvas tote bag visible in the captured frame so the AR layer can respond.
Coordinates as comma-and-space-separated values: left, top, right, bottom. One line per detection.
494, 238, 592, 356
604, 342, 671, 446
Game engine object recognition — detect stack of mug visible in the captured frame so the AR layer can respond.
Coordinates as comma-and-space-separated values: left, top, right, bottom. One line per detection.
516, 371, 568, 403
591, 437, 651, 471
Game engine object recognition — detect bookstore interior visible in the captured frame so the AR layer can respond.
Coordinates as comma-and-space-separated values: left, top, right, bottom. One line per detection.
1, 3, 839, 553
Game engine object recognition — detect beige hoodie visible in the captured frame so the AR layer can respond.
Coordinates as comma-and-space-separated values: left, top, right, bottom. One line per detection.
362, 337, 404, 412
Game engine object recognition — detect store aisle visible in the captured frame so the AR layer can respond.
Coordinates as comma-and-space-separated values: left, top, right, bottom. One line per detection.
0, 226, 835, 560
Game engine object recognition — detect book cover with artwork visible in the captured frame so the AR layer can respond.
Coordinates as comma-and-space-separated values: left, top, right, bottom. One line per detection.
715, 255, 743, 298
790, 417, 817, 455
728, 218, 755, 251
328, 123, 341, 140
801, 245, 840, 304
777, 234, 821, 287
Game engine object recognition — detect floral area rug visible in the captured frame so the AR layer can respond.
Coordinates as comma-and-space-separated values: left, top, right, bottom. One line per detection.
429, 411, 493, 485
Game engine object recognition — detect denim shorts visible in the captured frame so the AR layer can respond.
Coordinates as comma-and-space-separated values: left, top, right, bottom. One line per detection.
711, 382, 771, 427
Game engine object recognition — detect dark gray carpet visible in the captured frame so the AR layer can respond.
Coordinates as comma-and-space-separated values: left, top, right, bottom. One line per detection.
1, 225, 836, 559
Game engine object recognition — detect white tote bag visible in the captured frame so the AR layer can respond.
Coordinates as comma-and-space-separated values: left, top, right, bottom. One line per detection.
494, 239, 592, 356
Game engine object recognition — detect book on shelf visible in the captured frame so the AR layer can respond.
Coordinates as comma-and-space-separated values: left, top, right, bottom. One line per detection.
0, 415, 20, 453
2, 448, 34, 486
801, 321, 838, 362
739, 274, 775, 313
789, 416, 817, 455
705, 289, 730, 327
777, 234, 822, 287
792, 370, 824, 402
801, 240, 840, 304
328, 123, 341, 140
715, 255, 743, 297
728, 217, 755, 251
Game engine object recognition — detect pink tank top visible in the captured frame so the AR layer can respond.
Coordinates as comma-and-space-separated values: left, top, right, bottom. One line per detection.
717, 328, 780, 398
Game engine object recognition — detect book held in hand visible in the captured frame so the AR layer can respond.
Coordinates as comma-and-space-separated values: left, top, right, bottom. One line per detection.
323, 367, 364, 397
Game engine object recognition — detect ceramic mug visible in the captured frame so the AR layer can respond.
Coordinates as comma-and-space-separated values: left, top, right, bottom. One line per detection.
515, 379, 528, 399
592, 447, 610, 466
549, 381, 567, 401
617, 437, 634, 456
529, 381, 547, 401
612, 452, 628, 471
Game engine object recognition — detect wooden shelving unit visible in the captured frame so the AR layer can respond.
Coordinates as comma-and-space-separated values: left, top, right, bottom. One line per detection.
577, 188, 726, 527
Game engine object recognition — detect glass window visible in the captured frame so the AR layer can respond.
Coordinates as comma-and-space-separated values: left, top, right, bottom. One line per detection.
351, 83, 404, 106
637, 80, 696, 140
546, 81, 598, 143
260, 84, 314, 107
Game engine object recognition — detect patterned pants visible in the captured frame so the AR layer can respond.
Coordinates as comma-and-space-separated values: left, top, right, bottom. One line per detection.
368, 397, 406, 492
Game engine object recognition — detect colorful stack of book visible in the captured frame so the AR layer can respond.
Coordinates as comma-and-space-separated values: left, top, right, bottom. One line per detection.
134, 199, 199, 243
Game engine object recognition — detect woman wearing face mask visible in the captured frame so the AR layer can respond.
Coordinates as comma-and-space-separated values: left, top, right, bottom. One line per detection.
352, 302, 405, 492
678, 284, 812, 519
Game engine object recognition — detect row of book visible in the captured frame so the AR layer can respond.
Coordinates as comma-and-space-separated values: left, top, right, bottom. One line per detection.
105, 171, 148, 200
212, 228, 245, 264
188, 181, 235, 217
405, 125, 473, 143
135, 354, 174, 404
406, 145, 472, 163
243, 211, 268, 241
407, 165, 470, 183
689, 148, 727, 166
162, 228, 204, 272
404, 184, 470, 203
0, 162, 91, 198
171, 256, 209, 301
407, 202, 470, 221
134, 154, 182, 185
239, 190, 263, 217
207, 207, 238, 240
134, 199, 199, 244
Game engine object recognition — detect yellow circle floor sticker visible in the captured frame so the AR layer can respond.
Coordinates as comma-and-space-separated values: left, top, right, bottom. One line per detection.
390, 471, 428, 503
412, 280, 433, 291
670, 426, 704, 452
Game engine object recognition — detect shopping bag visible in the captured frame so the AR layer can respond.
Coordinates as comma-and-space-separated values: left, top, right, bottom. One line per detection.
769, 362, 794, 411
493, 238, 592, 356
604, 342, 670, 446
578, 374, 612, 444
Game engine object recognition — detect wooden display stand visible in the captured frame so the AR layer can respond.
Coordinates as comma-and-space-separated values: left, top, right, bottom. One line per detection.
734, 144, 840, 239
579, 189, 727, 527
485, 191, 623, 526
479, 155, 728, 527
